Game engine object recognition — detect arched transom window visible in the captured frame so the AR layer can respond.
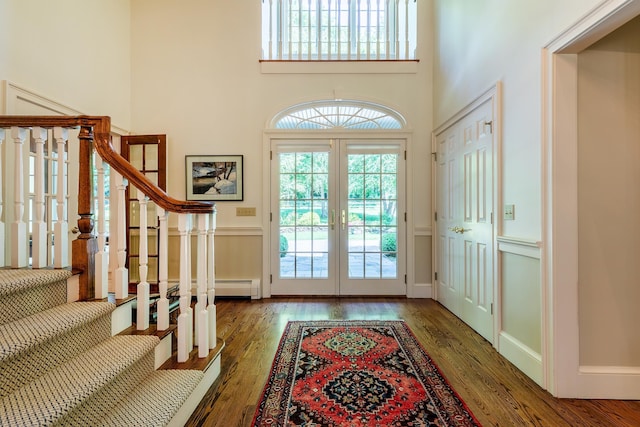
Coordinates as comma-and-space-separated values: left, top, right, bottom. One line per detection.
272, 100, 406, 130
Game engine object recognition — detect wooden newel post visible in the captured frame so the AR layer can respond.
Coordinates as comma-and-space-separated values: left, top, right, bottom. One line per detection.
73, 124, 97, 300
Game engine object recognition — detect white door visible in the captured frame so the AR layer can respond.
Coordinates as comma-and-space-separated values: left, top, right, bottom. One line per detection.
270, 139, 406, 296
436, 99, 494, 342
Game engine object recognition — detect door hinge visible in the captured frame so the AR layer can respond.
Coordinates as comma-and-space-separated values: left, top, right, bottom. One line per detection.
490, 212, 493, 224
404, 150, 407, 160
404, 274, 407, 284
434, 212, 437, 221
490, 303, 493, 315
485, 120, 493, 134
270, 212, 273, 222
270, 274, 273, 284
404, 212, 407, 222
270, 150, 273, 160
434, 272, 438, 281
431, 152, 437, 162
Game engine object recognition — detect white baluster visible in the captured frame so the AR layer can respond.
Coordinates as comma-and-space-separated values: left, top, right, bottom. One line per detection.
53, 127, 69, 268
186, 214, 193, 353
11, 127, 27, 268
156, 207, 170, 330
394, 0, 400, 59
94, 154, 108, 299
196, 214, 209, 357
177, 213, 192, 362
114, 173, 129, 299
136, 188, 150, 330
404, 0, 409, 60
31, 127, 47, 268
0, 129, 5, 267
207, 209, 217, 348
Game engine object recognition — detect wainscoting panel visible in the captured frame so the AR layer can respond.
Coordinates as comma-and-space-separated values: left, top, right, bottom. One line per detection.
498, 236, 543, 386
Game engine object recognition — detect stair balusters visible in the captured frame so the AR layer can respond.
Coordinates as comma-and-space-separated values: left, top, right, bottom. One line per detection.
114, 173, 129, 299
94, 154, 109, 299
11, 127, 28, 268
136, 188, 151, 330
53, 127, 69, 269
156, 207, 170, 330
0, 129, 4, 267
31, 127, 48, 268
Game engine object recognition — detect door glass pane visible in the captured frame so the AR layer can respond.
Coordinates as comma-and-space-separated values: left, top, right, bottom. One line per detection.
278, 151, 329, 279
347, 152, 398, 279
146, 145, 158, 170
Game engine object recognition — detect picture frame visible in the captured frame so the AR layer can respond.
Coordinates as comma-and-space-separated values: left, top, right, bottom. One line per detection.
185, 155, 244, 201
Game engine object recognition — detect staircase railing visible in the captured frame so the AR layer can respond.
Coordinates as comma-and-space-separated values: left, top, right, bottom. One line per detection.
0, 116, 217, 361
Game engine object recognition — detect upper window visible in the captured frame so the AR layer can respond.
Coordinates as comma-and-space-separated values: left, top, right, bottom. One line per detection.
261, 0, 417, 61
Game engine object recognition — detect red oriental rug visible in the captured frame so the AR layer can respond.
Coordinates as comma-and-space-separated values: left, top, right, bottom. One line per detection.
251, 320, 481, 427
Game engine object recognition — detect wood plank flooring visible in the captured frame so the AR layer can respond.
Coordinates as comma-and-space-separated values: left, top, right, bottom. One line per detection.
186, 297, 640, 426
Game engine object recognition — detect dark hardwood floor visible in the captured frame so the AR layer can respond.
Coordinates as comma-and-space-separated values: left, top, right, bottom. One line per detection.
186, 297, 640, 426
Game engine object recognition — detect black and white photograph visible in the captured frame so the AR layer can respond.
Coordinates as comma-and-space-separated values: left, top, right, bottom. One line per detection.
186, 155, 243, 201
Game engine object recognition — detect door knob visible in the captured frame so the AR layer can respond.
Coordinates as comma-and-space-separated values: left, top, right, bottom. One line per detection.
448, 226, 470, 234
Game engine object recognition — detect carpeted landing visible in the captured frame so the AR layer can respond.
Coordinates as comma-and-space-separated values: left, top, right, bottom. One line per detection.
252, 320, 481, 427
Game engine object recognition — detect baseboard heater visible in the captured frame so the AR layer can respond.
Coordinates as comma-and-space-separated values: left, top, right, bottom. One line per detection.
213, 279, 261, 299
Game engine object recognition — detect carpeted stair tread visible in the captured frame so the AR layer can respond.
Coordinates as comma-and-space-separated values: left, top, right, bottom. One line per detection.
0, 302, 115, 362
0, 335, 160, 426
0, 270, 72, 325
97, 370, 204, 427
0, 269, 72, 297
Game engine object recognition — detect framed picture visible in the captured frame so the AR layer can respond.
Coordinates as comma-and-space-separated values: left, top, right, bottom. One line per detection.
186, 155, 243, 201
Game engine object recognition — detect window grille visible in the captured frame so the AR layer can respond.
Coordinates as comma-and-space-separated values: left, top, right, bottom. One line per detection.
272, 100, 406, 129
261, 0, 417, 61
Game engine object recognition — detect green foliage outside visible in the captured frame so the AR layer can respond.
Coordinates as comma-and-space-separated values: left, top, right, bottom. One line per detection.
381, 234, 397, 257
280, 235, 288, 257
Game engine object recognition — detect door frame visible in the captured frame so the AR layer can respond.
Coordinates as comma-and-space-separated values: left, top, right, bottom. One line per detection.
263, 129, 415, 298
432, 83, 502, 346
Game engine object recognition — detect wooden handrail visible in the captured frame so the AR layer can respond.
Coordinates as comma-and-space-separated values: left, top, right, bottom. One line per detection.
0, 116, 215, 214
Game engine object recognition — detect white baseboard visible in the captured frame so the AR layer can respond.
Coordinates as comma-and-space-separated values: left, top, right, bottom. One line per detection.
575, 366, 640, 399
498, 331, 543, 386
409, 283, 432, 299
214, 279, 262, 299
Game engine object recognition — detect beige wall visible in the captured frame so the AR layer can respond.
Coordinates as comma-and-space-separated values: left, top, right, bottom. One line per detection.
129, 0, 434, 287
577, 16, 640, 367
0, 0, 132, 128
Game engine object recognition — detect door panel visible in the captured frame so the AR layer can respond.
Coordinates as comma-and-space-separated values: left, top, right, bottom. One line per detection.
435, 99, 494, 342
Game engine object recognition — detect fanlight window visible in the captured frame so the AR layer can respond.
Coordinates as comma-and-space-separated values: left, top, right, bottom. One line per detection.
273, 100, 405, 130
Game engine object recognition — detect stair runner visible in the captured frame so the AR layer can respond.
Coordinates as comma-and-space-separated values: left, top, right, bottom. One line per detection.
0, 269, 202, 426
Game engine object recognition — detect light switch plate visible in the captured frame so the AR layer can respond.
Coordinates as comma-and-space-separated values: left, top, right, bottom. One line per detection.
236, 207, 256, 216
504, 204, 515, 220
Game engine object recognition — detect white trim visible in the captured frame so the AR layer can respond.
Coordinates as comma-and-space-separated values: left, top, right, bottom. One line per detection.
414, 226, 432, 236
3, 81, 129, 135
260, 61, 419, 75
497, 236, 542, 259
499, 331, 544, 386
542, 0, 640, 398
410, 283, 432, 299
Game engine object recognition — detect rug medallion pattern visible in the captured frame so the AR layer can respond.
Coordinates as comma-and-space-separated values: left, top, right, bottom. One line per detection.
252, 320, 481, 426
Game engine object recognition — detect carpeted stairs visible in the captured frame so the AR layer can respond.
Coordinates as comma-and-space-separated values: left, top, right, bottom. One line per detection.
0, 269, 203, 426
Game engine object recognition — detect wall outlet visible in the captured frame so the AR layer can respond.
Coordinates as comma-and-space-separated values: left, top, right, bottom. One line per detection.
504, 204, 515, 220
236, 207, 256, 216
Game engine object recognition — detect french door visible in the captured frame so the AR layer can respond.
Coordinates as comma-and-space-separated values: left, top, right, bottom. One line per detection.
270, 139, 406, 296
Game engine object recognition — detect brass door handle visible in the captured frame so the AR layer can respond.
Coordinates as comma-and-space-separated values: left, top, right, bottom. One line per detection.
341, 210, 346, 230
330, 209, 335, 230
448, 226, 470, 234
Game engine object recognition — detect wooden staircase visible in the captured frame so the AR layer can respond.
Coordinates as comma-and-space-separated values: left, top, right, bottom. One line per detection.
0, 116, 223, 425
